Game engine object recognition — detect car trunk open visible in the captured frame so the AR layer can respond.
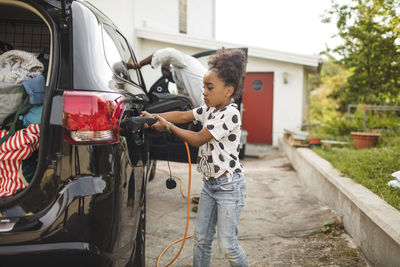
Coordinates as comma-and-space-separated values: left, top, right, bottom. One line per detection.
0, 1, 53, 205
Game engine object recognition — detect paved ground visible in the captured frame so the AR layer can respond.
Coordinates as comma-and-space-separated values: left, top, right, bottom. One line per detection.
146, 144, 368, 266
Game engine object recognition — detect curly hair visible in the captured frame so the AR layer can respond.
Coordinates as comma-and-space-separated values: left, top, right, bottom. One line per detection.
207, 47, 247, 100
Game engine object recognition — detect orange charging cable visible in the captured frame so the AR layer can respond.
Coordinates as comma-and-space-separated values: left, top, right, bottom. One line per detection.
156, 141, 194, 267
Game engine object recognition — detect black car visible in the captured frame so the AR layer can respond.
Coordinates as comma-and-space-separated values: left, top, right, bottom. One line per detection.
0, 0, 161, 266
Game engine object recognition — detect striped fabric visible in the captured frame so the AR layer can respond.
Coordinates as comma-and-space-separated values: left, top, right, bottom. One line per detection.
0, 123, 40, 197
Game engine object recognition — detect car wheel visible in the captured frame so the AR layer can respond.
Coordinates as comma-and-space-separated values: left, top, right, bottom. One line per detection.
131, 194, 146, 266
148, 159, 157, 181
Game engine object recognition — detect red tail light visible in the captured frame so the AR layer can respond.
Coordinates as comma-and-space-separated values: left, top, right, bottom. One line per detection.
63, 91, 126, 144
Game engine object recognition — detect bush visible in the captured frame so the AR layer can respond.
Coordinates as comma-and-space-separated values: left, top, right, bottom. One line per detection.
309, 116, 359, 141
310, 110, 400, 144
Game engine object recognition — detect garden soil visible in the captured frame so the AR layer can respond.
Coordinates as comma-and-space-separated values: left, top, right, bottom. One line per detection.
145, 144, 369, 266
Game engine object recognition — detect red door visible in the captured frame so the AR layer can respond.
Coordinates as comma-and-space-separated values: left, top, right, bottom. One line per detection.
242, 72, 274, 144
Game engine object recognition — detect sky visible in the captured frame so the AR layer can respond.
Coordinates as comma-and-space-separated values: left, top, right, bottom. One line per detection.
215, 0, 342, 56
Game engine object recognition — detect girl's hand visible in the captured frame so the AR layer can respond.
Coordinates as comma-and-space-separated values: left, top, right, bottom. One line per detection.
151, 114, 169, 132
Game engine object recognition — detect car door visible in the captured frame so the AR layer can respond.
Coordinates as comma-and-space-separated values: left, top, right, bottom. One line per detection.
146, 48, 248, 164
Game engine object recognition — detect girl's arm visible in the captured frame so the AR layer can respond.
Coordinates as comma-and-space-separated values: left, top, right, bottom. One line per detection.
152, 114, 213, 147
141, 110, 194, 124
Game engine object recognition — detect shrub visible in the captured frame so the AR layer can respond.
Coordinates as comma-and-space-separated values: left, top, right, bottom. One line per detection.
310, 110, 400, 143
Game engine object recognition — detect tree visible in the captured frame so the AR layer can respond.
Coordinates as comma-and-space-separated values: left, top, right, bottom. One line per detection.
324, 0, 400, 112
310, 55, 350, 123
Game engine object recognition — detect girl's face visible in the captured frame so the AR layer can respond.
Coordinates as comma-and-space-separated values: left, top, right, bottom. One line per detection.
203, 69, 234, 110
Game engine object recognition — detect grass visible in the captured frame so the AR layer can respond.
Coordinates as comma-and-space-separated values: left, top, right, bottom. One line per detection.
313, 145, 400, 211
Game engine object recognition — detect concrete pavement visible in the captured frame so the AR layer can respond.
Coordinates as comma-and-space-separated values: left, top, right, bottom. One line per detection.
146, 144, 366, 266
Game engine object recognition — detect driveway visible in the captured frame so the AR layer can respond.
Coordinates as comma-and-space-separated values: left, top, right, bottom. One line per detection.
145, 144, 367, 266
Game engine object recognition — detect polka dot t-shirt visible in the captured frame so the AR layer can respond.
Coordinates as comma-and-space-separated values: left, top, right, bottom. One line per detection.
193, 103, 244, 182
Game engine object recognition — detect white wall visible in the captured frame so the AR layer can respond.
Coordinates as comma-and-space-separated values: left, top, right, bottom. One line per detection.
133, 0, 178, 34
87, 0, 135, 43
187, 0, 215, 38
133, 0, 214, 38
302, 68, 309, 124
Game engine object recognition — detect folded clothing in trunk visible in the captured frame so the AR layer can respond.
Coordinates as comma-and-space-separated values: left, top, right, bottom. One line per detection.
0, 50, 44, 84
0, 123, 40, 197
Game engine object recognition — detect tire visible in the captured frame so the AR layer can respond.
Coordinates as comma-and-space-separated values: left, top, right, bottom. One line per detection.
148, 159, 157, 181
131, 194, 146, 267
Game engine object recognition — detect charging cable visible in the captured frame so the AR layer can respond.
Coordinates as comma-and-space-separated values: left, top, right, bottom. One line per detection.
156, 142, 194, 267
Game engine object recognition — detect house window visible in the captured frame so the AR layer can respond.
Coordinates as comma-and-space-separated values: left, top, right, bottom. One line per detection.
179, 0, 187, 34
252, 80, 263, 91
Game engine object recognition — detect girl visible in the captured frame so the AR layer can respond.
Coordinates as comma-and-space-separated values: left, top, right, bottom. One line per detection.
143, 47, 248, 267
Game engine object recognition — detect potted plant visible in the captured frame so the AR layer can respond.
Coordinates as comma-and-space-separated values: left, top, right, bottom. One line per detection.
349, 106, 383, 149
351, 132, 381, 149
308, 136, 321, 148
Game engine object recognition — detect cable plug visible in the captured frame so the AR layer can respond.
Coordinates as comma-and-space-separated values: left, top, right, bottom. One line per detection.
166, 177, 176, 189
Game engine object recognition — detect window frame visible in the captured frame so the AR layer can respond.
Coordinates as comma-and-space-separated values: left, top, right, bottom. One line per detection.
101, 22, 145, 90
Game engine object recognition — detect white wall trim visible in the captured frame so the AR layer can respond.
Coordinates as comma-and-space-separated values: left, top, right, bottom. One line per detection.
135, 28, 319, 67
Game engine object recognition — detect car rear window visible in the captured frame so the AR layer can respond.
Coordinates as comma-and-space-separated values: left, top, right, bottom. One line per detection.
102, 24, 141, 87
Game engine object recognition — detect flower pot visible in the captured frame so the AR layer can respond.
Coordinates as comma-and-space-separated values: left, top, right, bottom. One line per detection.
308, 137, 321, 148
351, 132, 381, 149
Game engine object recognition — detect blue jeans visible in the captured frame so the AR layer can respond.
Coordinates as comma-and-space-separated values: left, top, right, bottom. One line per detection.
193, 173, 248, 267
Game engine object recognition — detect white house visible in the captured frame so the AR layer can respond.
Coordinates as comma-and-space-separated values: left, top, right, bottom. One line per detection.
89, 0, 319, 146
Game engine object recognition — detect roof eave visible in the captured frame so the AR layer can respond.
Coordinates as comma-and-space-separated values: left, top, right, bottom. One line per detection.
135, 28, 319, 68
